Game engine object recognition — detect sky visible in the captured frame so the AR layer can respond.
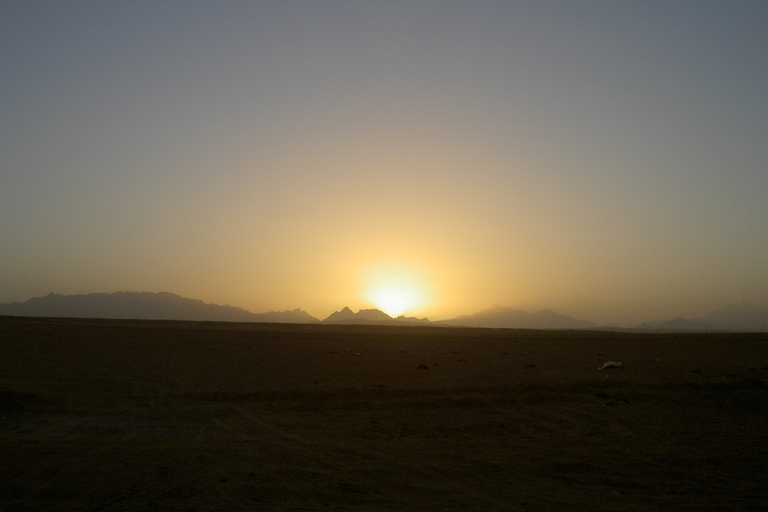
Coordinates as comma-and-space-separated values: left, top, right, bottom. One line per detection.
2, 1, 767, 326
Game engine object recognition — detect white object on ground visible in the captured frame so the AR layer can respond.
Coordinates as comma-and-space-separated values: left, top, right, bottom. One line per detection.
598, 361, 623, 370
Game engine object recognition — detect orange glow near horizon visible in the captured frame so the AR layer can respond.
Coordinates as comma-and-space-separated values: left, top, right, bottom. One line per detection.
361, 261, 432, 317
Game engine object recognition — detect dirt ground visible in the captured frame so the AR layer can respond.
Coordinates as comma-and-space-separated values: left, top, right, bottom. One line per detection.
1, 316, 767, 511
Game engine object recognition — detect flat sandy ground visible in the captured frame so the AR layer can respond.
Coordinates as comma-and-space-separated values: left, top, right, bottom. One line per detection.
1, 316, 767, 511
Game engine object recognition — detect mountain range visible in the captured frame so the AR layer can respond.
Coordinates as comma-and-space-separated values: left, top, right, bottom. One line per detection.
1, 292, 767, 331
322, 306, 432, 325
0, 292, 317, 324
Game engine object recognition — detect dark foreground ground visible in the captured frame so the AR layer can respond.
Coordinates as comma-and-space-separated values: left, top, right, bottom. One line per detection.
1, 316, 767, 511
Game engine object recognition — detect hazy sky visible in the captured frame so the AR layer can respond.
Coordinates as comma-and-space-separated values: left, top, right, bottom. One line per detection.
2, 1, 767, 325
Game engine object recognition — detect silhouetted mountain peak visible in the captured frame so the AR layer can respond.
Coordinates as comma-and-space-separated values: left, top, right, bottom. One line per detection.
357, 308, 392, 320
323, 307, 393, 324
322, 307, 355, 323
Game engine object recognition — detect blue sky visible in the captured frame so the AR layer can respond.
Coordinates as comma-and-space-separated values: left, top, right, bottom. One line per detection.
2, 1, 767, 325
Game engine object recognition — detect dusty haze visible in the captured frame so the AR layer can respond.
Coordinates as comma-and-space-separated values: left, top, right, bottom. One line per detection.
2, 2, 767, 326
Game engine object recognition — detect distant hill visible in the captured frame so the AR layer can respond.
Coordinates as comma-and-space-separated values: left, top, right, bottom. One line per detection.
700, 302, 768, 331
437, 305, 598, 329
639, 302, 768, 332
0, 292, 320, 323
249, 308, 320, 324
637, 317, 714, 332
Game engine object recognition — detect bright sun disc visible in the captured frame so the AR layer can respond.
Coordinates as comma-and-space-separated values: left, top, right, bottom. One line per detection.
369, 288, 417, 317
361, 263, 431, 317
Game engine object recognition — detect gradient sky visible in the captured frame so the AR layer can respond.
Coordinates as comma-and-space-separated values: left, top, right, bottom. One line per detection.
2, 1, 767, 326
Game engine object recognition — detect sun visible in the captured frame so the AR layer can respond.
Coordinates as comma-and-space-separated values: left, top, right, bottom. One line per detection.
360, 262, 431, 317
368, 287, 418, 317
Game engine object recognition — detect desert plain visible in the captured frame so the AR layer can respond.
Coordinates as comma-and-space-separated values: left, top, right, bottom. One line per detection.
1, 316, 767, 511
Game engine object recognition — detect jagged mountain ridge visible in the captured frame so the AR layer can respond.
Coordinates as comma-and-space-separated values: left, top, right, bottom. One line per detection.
322, 307, 432, 325
322, 306, 395, 324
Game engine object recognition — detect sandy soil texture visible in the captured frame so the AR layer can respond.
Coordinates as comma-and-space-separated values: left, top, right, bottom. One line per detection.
1, 316, 767, 511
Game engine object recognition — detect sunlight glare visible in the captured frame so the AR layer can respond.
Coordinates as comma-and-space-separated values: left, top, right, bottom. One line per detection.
369, 288, 417, 317
361, 262, 432, 317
